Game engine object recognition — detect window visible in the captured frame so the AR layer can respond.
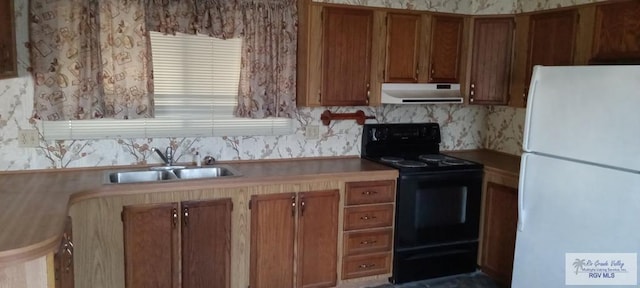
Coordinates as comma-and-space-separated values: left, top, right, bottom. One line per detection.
42, 32, 292, 140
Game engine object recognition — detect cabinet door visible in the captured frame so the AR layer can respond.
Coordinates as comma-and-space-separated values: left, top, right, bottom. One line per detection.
322, 7, 373, 106
481, 182, 518, 287
54, 216, 74, 288
469, 17, 514, 105
297, 190, 339, 288
591, 1, 640, 62
0, 0, 16, 79
250, 193, 296, 288
524, 10, 577, 101
429, 15, 463, 83
385, 13, 420, 83
181, 199, 232, 288
123, 203, 179, 288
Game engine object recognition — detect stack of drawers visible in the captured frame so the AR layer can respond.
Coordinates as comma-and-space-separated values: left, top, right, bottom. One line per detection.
342, 180, 395, 280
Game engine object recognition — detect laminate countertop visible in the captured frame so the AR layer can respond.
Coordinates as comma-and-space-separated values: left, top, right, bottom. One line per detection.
445, 149, 521, 177
0, 157, 398, 265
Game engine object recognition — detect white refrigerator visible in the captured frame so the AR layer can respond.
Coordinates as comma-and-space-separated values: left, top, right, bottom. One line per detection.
511, 65, 640, 287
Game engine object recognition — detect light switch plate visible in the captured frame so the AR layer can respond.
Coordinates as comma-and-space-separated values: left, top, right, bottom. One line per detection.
18, 129, 40, 147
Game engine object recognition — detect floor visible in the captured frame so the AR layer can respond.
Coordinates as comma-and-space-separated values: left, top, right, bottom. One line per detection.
370, 272, 500, 288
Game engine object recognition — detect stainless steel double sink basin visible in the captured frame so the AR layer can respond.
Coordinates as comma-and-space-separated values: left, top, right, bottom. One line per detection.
106, 165, 240, 184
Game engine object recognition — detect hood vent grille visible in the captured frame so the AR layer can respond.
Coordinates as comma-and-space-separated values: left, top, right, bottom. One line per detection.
381, 83, 463, 104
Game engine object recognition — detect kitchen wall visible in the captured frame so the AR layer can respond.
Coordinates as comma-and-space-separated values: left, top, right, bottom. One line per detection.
0, 0, 607, 171
0, 0, 487, 170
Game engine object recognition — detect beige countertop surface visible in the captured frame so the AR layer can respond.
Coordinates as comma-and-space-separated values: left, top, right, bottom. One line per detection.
0, 149, 521, 266
445, 149, 521, 177
0, 157, 397, 265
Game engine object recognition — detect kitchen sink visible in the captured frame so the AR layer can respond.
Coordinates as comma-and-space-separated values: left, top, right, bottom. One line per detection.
108, 170, 178, 184
106, 165, 240, 184
172, 166, 237, 180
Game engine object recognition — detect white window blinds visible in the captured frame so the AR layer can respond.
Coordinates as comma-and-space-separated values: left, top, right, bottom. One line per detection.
43, 32, 292, 140
151, 32, 240, 119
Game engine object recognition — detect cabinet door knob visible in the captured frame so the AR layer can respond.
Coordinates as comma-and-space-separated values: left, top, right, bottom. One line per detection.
183, 207, 189, 227
291, 195, 296, 217
172, 208, 178, 227
360, 215, 377, 220
360, 240, 377, 245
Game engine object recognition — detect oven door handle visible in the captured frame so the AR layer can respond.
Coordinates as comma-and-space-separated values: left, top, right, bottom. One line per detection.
517, 153, 528, 232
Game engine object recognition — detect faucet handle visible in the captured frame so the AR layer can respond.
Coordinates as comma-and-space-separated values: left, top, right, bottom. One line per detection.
165, 147, 174, 165
203, 156, 215, 165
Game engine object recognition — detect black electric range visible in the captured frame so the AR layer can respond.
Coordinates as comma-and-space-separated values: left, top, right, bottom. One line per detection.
361, 123, 484, 284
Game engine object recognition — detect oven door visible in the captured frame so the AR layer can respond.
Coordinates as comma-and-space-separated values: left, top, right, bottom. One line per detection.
395, 169, 483, 250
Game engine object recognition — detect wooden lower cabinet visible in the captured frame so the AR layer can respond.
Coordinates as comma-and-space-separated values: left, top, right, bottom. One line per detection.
181, 200, 232, 288
341, 181, 395, 281
122, 199, 231, 288
54, 216, 74, 288
250, 190, 339, 288
480, 174, 518, 287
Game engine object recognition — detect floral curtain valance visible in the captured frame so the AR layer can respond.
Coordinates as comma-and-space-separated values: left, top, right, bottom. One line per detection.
30, 0, 297, 120
30, 0, 154, 120
145, 0, 298, 118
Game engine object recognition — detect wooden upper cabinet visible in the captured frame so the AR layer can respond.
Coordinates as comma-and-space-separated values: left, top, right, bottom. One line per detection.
428, 15, 464, 83
123, 203, 179, 288
0, 0, 17, 79
591, 0, 640, 62
250, 193, 296, 288
385, 13, 464, 84
322, 7, 373, 106
297, 3, 383, 107
181, 199, 232, 288
511, 10, 578, 107
297, 190, 339, 288
469, 17, 515, 105
385, 13, 421, 82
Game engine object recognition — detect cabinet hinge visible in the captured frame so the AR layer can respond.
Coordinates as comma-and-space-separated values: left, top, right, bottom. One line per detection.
230, 202, 234, 211
120, 211, 124, 222
248, 199, 252, 210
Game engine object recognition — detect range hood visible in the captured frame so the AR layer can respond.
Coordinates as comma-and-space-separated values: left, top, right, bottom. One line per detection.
381, 83, 463, 104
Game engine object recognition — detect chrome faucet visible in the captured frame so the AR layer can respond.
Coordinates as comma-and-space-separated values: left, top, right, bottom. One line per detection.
151, 146, 174, 166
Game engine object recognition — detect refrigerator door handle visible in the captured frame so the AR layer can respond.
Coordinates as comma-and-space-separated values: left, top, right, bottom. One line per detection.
517, 153, 529, 232
522, 67, 539, 153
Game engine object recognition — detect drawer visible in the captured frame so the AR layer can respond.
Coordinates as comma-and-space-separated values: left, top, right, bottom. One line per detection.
342, 252, 391, 280
344, 204, 393, 231
345, 180, 395, 205
343, 228, 392, 256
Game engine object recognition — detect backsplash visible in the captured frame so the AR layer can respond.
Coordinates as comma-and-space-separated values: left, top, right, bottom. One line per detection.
1, 79, 486, 169
1, 0, 605, 171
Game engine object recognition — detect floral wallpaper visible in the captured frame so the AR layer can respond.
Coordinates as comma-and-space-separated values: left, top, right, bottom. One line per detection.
313, 0, 472, 13
1, 0, 608, 171
516, 0, 607, 13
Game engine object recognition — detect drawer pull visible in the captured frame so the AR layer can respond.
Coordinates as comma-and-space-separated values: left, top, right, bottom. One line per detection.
361, 190, 378, 196
360, 215, 377, 221
360, 240, 377, 245
358, 263, 376, 269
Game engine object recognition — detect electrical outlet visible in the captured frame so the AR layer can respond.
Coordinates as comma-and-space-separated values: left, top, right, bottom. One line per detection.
18, 129, 40, 148
305, 125, 320, 140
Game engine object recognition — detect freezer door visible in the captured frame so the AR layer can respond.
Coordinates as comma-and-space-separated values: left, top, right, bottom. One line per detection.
523, 65, 640, 172
512, 153, 640, 287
